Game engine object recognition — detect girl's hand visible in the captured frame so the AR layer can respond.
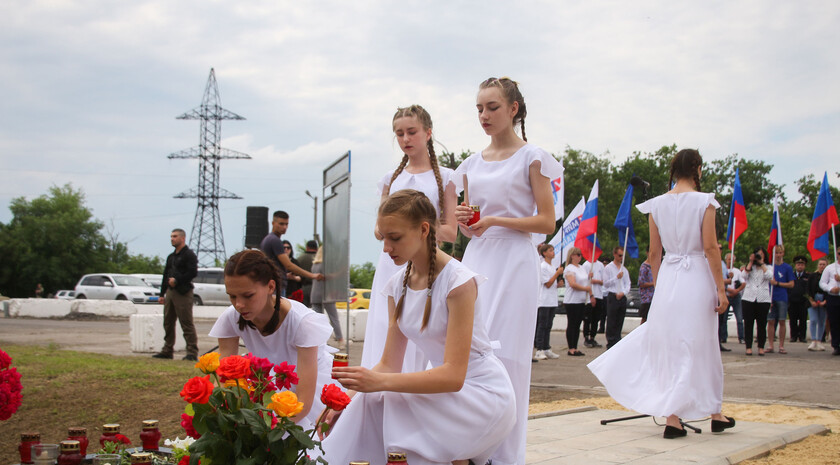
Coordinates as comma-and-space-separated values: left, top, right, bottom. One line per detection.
332, 366, 384, 393
466, 216, 493, 237
316, 408, 342, 440
454, 202, 473, 224
715, 290, 729, 314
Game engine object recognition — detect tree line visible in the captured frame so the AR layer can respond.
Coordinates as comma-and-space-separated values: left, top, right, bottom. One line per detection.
0, 184, 163, 298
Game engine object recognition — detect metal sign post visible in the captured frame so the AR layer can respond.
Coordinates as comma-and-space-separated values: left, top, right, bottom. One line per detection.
322, 151, 351, 355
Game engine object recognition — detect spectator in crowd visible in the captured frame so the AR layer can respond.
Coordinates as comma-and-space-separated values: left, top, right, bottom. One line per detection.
725, 252, 746, 344
637, 255, 654, 324
582, 254, 605, 348
310, 246, 344, 347
297, 240, 318, 307
788, 255, 810, 343
807, 257, 828, 351
154, 228, 199, 361
260, 211, 323, 297
534, 244, 563, 360
34, 283, 44, 298
742, 247, 772, 356
819, 246, 840, 356
603, 246, 631, 349
563, 247, 590, 356
282, 240, 305, 303
596, 255, 610, 334
768, 245, 794, 354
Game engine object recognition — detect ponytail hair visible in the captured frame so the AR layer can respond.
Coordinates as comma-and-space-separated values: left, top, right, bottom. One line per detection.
225, 249, 283, 335
479, 77, 528, 142
379, 189, 439, 331
390, 105, 446, 222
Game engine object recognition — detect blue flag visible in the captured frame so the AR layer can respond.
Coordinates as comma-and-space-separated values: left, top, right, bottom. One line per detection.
613, 184, 639, 258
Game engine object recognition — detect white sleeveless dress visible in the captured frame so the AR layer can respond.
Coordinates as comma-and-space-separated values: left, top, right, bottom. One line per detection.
322, 259, 515, 465
587, 192, 724, 419
360, 167, 455, 371
453, 144, 564, 465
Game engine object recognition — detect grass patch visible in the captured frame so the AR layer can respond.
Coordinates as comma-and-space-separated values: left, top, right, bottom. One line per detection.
0, 344, 198, 461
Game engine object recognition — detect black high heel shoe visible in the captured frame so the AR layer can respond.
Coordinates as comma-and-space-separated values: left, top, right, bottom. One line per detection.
712, 416, 736, 433
663, 425, 687, 439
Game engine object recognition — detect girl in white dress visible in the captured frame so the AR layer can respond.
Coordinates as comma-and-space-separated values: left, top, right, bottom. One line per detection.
587, 149, 736, 439
209, 249, 335, 430
321, 189, 515, 465
453, 77, 563, 465
361, 104, 458, 372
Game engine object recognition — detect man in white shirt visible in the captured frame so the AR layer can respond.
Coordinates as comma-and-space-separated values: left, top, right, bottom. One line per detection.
582, 258, 605, 348
603, 246, 632, 349
819, 247, 840, 356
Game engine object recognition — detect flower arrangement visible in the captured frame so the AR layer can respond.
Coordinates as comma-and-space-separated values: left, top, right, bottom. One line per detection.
0, 348, 23, 421
179, 352, 348, 465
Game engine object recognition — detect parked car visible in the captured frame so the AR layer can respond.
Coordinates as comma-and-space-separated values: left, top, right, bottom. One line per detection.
74, 274, 160, 303
54, 290, 76, 300
192, 267, 229, 306
132, 274, 164, 289
335, 288, 371, 309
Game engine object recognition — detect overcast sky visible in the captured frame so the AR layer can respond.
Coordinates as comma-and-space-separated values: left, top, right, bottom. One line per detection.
1, 1, 838, 267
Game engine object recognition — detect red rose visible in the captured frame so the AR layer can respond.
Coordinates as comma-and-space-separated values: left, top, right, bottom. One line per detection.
0, 367, 22, 421
216, 355, 251, 382
181, 413, 201, 439
178, 456, 191, 465
0, 349, 11, 370
274, 361, 299, 389
180, 375, 214, 404
321, 384, 351, 411
115, 434, 132, 445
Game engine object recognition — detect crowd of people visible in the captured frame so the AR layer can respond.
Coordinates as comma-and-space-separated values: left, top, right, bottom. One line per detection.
146, 76, 839, 463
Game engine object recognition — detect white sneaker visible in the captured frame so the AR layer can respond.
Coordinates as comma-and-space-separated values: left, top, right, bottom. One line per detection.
818, 343, 826, 351
808, 341, 817, 351
534, 350, 548, 360
543, 349, 560, 359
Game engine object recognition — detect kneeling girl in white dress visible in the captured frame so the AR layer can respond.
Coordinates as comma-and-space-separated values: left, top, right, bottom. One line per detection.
209, 249, 335, 431
320, 189, 515, 465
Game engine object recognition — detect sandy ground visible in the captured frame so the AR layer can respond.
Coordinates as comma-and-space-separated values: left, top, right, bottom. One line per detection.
530, 398, 840, 464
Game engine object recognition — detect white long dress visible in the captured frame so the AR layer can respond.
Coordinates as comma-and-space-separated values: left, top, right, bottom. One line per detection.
360, 167, 455, 371
587, 192, 724, 420
453, 144, 564, 465
322, 260, 515, 465
208, 301, 335, 430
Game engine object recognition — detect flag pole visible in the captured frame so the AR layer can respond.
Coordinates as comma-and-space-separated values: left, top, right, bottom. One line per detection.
621, 227, 629, 269
730, 217, 735, 270
592, 232, 597, 264
833, 223, 838, 265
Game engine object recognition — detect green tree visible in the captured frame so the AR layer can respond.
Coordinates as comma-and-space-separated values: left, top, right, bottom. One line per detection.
349, 262, 376, 289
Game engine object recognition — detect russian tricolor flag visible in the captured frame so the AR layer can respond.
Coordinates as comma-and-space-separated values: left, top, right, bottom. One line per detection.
767, 196, 782, 260
807, 172, 839, 260
726, 168, 748, 250
574, 180, 602, 262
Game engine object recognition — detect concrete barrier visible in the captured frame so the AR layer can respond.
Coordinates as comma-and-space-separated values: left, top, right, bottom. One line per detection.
130, 314, 187, 352
71, 300, 136, 317
8, 299, 72, 318
336, 309, 368, 342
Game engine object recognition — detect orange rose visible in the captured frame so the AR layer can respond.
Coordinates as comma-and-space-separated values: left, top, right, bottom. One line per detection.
216, 355, 251, 381
180, 375, 214, 404
195, 352, 220, 374
267, 391, 304, 418
223, 378, 254, 394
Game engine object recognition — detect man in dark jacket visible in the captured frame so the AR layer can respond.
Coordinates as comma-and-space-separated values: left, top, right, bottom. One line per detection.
788, 255, 810, 343
297, 240, 318, 307
153, 228, 199, 361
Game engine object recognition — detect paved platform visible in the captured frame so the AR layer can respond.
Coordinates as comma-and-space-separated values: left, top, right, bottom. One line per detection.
526, 407, 829, 464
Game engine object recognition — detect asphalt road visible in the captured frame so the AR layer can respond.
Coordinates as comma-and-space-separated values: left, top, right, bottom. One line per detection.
2, 316, 838, 409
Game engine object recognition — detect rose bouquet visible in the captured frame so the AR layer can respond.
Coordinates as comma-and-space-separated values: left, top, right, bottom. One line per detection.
0, 348, 23, 421
180, 352, 324, 465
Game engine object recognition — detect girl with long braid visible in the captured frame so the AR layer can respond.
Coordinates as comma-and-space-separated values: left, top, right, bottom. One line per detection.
209, 249, 335, 430
453, 77, 563, 465
361, 105, 457, 372
321, 190, 515, 465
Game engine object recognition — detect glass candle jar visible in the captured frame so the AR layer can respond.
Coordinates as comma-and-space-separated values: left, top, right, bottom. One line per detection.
31, 444, 60, 465
139, 420, 161, 451
19, 432, 41, 464
332, 352, 349, 379
66, 427, 89, 456
58, 440, 83, 465
349, 462, 370, 465
129, 452, 152, 465
386, 452, 408, 464
99, 424, 121, 448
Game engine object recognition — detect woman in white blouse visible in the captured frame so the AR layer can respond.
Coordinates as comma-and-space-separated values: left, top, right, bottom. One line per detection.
741, 247, 773, 356
563, 247, 591, 356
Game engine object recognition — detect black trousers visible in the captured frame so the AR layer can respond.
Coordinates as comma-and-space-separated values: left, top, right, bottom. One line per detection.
827, 295, 840, 350
534, 306, 556, 350
565, 303, 585, 350
742, 300, 769, 349
605, 293, 627, 348
788, 300, 809, 342
583, 298, 603, 340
